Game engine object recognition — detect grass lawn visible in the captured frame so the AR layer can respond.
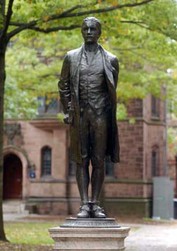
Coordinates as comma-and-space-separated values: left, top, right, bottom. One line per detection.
5, 222, 56, 245
1, 219, 138, 250
0, 221, 58, 250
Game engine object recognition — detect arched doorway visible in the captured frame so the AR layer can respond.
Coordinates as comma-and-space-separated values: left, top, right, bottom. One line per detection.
3, 154, 23, 200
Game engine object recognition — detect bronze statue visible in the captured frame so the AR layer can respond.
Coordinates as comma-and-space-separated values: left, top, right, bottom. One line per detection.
59, 17, 119, 218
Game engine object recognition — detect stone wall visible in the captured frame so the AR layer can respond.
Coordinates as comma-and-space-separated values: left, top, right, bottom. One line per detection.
3, 95, 167, 218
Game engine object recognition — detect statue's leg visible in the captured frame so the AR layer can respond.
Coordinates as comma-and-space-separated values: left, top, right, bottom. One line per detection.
76, 107, 91, 218
76, 158, 90, 204
91, 157, 106, 218
91, 156, 105, 203
90, 111, 108, 217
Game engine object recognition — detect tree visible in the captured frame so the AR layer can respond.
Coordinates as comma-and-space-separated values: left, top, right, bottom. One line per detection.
4, 0, 177, 118
1, 0, 177, 240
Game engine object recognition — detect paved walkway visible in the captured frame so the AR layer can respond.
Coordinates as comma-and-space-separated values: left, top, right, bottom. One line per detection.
123, 221, 177, 251
3, 212, 177, 250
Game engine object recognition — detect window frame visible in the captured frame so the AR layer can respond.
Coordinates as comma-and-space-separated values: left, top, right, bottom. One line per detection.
151, 145, 159, 177
151, 95, 160, 119
41, 146, 52, 177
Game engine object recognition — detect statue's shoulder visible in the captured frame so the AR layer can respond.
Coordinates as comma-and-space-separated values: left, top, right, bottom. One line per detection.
100, 46, 118, 66
67, 46, 82, 59
100, 46, 119, 71
102, 48, 117, 61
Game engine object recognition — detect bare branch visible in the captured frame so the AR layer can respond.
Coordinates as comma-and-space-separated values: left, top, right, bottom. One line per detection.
9, 21, 33, 27
47, 0, 154, 20
8, 3, 87, 29
29, 24, 80, 33
7, 20, 37, 40
7, 0, 154, 39
121, 19, 177, 41
9, 21, 80, 31
7, 5, 84, 39
121, 19, 150, 29
7, 22, 80, 39
59, 5, 83, 17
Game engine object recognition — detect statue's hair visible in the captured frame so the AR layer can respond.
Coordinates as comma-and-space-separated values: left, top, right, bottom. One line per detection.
82, 17, 101, 34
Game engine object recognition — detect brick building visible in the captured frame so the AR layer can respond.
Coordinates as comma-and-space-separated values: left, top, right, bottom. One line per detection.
3, 94, 167, 217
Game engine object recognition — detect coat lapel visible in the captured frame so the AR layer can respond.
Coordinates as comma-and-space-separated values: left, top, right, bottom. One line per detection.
100, 46, 115, 87
71, 46, 84, 100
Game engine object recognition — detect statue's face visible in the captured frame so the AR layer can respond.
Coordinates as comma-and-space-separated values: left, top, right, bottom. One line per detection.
81, 20, 101, 44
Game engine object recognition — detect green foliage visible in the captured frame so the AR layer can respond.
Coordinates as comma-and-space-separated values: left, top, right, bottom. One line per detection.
167, 127, 177, 156
5, 42, 38, 119
3, 0, 177, 119
4, 79, 37, 119
57, 112, 64, 122
0, 5, 4, 31
116, 103, 127, 120
96, 0, 176, 111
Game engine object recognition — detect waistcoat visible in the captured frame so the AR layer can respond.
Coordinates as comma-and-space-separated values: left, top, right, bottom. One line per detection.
79, 48, 110, 114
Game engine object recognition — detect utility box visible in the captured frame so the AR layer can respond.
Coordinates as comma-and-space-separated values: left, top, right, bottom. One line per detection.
153, 177, 174, 220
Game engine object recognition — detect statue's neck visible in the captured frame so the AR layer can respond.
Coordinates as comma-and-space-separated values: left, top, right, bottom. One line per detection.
84, 43, 98, 52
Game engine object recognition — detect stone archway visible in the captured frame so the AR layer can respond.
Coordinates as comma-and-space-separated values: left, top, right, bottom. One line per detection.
3, 154, 23, 199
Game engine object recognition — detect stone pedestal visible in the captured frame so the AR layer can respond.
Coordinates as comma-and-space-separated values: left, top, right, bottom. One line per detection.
49, 218, 130, 250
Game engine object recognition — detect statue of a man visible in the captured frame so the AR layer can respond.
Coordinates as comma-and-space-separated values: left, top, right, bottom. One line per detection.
59, 17, 119, 218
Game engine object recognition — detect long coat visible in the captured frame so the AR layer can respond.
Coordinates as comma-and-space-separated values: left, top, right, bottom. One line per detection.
59, 44, 120, 164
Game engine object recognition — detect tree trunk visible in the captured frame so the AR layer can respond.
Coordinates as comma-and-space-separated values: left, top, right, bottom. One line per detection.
0, 41, 7, 241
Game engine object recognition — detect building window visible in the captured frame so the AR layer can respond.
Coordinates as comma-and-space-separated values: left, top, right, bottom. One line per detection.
105, 156, 114, 177
41, 146, 52, 176
151, 95, 160, 118
151, 146, 159, 177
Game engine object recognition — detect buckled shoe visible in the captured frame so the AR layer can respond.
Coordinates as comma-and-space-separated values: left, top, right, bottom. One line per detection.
92, 204, 106, 218
77, 204, 90, 218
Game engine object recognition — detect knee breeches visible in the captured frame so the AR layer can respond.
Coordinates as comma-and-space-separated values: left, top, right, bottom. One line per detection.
80, 106, 108, 164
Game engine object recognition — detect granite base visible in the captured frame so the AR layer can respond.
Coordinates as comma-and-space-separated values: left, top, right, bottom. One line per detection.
49, 218, 130, 250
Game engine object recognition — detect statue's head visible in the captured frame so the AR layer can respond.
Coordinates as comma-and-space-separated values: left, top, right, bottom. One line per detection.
81, 17, 101, 44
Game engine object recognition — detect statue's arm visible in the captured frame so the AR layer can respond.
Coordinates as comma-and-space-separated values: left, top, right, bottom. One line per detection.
112, 57, 119, 89
58, 54, 71, 124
